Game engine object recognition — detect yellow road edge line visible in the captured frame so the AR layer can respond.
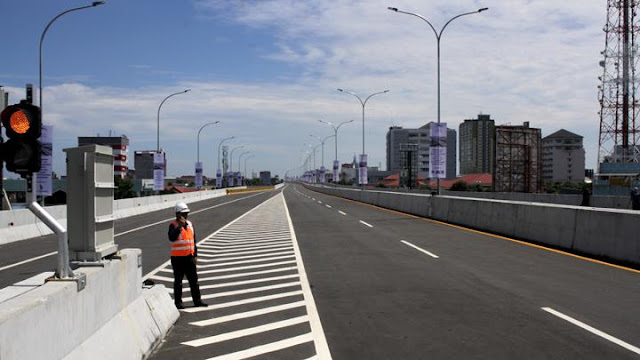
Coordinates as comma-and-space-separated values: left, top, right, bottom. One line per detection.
303, 186, 640, 275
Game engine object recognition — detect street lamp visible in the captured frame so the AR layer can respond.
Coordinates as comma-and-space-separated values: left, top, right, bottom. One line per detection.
244, 155, 255, 184
157, 89, 190, 152
238, 151, 250, 186
37, 1, 105, 281
217, 136, 234, 188
319, 119, 354, 184
195, 121, 219, 189
40, 1, 105, 117
337, 88, 389, 188
229, 145, 244, 187
388, 6, 488, 194
310, 134, 335, 183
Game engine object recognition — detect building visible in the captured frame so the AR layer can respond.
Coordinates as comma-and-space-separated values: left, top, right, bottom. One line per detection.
459, 114, 495, 174
78, 136, 130, 178
0, 86, 8, 110
259, 171, 271, 185
541, 129, 585, 182
386, 122, 457, 179
494, 122, 542, 193
134, 150, 166, 180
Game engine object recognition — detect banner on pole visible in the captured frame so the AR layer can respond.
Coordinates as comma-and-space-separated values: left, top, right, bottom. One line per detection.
216, 169, 222, 188
333, 160, 339, 183
358, 154, 368, 185
153, 152, 164, 191
429, 123, 447, 179
36, 125, 53, 196
195, 162, 203, 188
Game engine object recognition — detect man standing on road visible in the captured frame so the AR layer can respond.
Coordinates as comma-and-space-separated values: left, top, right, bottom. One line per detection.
168, 202, 208, 309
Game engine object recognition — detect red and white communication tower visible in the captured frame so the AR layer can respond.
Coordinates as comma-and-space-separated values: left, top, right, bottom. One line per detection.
598, 0, 640, 167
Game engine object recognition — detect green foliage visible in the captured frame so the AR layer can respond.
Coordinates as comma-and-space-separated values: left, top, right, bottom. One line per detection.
450, 180, 469, 191
114, 176, 136, 199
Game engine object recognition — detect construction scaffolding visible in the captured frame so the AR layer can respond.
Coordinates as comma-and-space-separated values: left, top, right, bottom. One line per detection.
493, 123, 542, 193
399, 143, 419, 189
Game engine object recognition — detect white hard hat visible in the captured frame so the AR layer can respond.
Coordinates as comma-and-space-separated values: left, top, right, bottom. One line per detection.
174, 202, 190, 213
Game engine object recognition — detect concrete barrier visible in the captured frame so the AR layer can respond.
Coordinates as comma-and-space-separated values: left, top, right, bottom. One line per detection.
0, 249, 178, 360
0, 189, 230, 245
306, 184, 640, 266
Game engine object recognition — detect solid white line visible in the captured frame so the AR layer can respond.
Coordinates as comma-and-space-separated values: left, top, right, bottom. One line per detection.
401, 240, 439, 259
199, 274, 299, 291
204, 333, 314, 360
282, 193, 333, 359
205, 237, 291, 245
198, 266, 298, 282
542, 307, 640, 355
198, 260, 297, 275
0, 251, 57, 272
183, 290, 304, 314
183, 315, 310, 347
338, 211, 346, 216
200, 281, 301, 300
198, 255, 295, 269
190, 300, 306, 327
325, 204, 332, 208
359, 220, 373, 228
198, 246, 293, 258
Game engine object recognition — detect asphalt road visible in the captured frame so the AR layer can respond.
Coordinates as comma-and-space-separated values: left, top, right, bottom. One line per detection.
0, 190, 279, 289
285, 184, 640, 360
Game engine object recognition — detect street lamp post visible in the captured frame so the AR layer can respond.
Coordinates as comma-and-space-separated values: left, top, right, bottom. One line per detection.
244, 155, 255, 184
195, 121, 219, 189
310, 134, 335, 183
37, 1, 105, 281
157, 89, 190, 152
238, 151, 250, 186
388, 6, 488, 194
319, 119, 354, 184
217, 136, 235, 188
229, 145, 244, 187
337, 89, 389, 189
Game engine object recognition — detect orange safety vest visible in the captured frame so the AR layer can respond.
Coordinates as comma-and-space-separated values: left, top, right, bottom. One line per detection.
170, 220, 195, 256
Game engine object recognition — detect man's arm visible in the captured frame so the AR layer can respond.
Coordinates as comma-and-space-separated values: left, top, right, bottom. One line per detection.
168, 222, 182, 241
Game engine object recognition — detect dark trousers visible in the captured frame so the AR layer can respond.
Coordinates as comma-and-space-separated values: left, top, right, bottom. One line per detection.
171, 256, 202, 305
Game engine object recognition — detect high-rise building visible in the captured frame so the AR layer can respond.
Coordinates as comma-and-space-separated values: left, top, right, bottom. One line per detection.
541, 129, 585, 182
459, 114, 495, 174
386, 122, 456, 179
494, 122, 542, 193
78, 136, 130, 178
260, 171, 271, 185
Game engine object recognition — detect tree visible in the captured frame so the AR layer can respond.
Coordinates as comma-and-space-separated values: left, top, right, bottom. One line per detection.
450, 180, 469, 191
114, 176, 135, 199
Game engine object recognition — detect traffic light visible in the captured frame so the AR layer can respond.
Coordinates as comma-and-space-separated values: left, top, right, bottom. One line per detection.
0, 101, 42, 176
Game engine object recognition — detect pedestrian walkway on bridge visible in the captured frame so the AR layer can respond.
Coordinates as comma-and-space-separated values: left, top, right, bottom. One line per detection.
147, 193, 331, 360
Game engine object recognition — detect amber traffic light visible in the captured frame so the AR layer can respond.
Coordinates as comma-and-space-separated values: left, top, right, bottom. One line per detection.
1, 101, 42, 176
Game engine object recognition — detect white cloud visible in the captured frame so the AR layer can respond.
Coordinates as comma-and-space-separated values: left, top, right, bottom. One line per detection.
3, 0, 612, 178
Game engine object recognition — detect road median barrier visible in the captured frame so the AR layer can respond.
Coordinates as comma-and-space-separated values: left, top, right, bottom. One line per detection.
226, 186, 274, 195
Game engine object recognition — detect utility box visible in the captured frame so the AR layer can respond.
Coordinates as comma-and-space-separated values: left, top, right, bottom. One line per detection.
64, 145, 118, 261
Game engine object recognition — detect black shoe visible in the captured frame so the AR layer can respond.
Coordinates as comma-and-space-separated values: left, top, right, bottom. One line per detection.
194, 301, 208, 307
175, 303, 185, 309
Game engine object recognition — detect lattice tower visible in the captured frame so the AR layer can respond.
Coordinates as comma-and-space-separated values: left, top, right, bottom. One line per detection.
598, 0, 640, 167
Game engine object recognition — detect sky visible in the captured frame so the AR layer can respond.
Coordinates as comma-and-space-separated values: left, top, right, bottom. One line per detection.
0, 0, 607, 179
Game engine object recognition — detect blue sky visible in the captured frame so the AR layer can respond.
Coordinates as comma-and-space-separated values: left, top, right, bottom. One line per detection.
1, 0, 606, 179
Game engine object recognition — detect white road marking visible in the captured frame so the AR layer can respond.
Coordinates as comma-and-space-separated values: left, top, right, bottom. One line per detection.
166, 274, 300, 294
198, 251, 295, 264
197, 260, 297, 274
183, 315, 310, 347
0, 251, 57, 272
338, 211, 346, 216
198, 242, 292, 252
318, 201, 322, 204
401, 240, 439, 259
183, 290, 304, 314
197, 255, 295, 269
359, 220, 374, 228
197, 246, 293, 258
542, 307, 640, 356
190, 300, 306, 327
198, 266, 298, 282
200, 281, 302, 300
204, 333, 314, 360
326, 204, 332, 208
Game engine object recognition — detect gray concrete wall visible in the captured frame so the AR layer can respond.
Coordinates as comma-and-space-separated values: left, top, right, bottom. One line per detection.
0, 188, 238, 245
0, 249, 178, 360
305, 185, 640, 266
